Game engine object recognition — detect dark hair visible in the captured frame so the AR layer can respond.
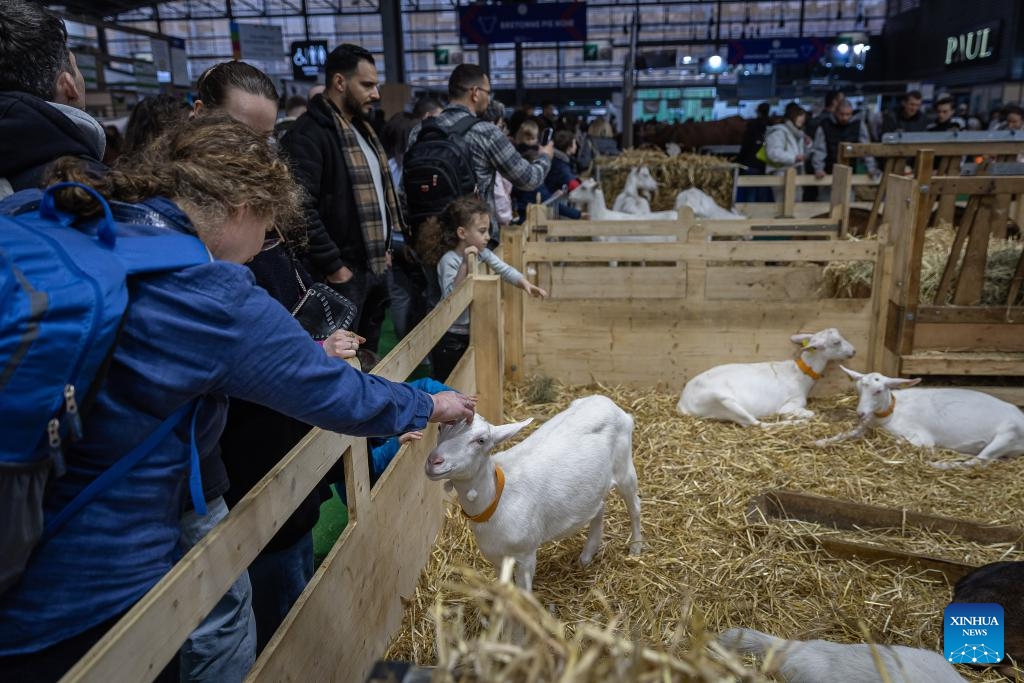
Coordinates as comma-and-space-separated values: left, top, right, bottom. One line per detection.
412, 96, 443, 118
1004, 104, 1024, 118
480, 99, 506, 124
197, 60, 278, 108
553, 129, 575, 152
325, 43, 374, 84
756, 102, 770, 118
284, 95, 307, 111
903, 90, 923, 101
381, 111, 419, 160
784, 102, 806, 123
416, 195, 490, 266
0, 1, 71, 100
824, 90, 843, 108
123, 94, 191, 154
935, 96, 955, 109
448, 63, 487, 100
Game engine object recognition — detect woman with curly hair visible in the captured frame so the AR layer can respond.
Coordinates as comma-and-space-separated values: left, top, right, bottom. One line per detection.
0, 116, 476, 682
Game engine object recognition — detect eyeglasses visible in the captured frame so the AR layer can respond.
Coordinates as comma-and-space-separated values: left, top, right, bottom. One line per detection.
473, 86, 492, 96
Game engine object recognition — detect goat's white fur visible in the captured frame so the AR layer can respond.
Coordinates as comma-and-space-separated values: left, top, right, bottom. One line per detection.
714, 628, 966, 683
612, 166, 660, 214
425, 395, 642, 591
674, 187, 746, 220
817, 368, 1024, 468
677, 328, 856, 427
568, 178, 678, 221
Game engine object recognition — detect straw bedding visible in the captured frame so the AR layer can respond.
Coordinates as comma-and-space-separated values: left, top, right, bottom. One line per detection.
595, 151, 737, 213
385, 380, 1023, 681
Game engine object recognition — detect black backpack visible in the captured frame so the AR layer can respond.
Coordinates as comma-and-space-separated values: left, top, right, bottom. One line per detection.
403, 114, 484, 237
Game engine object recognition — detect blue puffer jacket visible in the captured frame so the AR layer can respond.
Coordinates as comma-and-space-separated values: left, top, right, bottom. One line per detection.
0, 195, 434, 655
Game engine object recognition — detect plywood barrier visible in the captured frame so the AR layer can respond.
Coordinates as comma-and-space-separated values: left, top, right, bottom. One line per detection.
511, 197, 891, 395
60, 269, 504, 683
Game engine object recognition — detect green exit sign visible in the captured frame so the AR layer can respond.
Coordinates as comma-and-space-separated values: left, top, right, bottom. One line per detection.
434, 47, 449, 66
583, 43, 599, 61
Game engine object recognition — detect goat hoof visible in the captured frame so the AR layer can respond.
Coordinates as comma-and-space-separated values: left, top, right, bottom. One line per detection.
628, 541, 643, 556
579, 552, 596, 567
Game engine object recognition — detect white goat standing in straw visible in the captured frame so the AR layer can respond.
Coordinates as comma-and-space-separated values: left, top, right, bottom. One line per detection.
816, 368, 1024, 468
677, 328, 856, 427
714, 628, 966, 683
424, 395, 642, 591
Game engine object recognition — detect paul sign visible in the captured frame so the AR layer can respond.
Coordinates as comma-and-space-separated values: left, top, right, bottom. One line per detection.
945, 22, 999, 66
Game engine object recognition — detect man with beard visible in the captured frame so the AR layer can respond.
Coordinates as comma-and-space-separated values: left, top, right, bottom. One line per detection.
281, 43, 403, 353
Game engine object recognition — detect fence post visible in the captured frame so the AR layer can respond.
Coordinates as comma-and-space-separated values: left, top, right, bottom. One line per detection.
471, 272, 503, 423
781, 166, 797, 218
830, 163, 853, 236
502, 224, 526, 383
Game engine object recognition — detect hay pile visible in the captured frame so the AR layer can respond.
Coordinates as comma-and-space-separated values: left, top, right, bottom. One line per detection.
822, 226, 1024, 303
385, 381, 1023, 682
596, 151, 736, 212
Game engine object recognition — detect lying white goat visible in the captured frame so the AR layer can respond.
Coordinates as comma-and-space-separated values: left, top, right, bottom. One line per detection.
568, 178, 678, 221
816, 368, 1024, 468
424, 395, 642, 591
677, 328, 856, 427
714, 628, 966, 683
674, 187, 746, 220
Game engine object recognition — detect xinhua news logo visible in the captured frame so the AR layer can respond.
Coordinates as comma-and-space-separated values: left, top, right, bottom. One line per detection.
944, 603, 1004, 664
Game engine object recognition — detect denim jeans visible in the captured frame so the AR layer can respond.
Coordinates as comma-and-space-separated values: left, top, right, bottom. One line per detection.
327, 268, 390, 353
179, 496, 257, 683
247, 533, 314, 655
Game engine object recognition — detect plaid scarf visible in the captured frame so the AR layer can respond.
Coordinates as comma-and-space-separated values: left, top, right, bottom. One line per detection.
328, 105, 404, 275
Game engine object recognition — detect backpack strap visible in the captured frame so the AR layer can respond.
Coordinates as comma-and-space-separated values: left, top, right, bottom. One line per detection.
41, 400, 199, 542
449, 114, 485, 136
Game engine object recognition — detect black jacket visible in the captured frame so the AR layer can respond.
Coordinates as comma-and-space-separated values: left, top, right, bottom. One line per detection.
0, 91, 103, 192
280, 94, 370, 279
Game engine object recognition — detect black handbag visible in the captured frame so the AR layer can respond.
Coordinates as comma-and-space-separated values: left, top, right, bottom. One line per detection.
290, 281, 358, 341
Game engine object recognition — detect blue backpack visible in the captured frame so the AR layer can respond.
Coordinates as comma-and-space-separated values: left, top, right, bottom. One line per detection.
0, 183, 211, 596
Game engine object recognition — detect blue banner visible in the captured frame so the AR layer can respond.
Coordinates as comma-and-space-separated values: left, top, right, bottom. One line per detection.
726, 38, 827, 65
459, 2, 587, 45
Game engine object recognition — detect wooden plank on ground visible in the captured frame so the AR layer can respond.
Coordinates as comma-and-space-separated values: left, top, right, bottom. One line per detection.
746, 489, 1024, 545
810, 538, 977, 583
900, 352, 1024, 376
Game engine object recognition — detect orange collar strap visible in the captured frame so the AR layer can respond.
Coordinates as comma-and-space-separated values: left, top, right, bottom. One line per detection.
874, 394, 896, 419
463, 466, 505, 523
795, 355, 822, 381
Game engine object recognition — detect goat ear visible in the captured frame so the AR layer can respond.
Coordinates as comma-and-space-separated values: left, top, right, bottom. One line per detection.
840, 365, 864, 382
791, 333, 813, 345
884, 377, 921, 390
489, 418, 534, 446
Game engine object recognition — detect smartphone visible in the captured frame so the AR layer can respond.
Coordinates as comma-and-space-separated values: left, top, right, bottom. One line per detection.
540, 127, 554, 146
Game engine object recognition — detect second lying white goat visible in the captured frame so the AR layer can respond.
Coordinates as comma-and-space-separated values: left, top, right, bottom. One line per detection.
816, 368, 1024, 468
714, 628, 966, 683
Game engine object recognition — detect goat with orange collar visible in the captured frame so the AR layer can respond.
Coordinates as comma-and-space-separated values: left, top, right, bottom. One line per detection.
424, 395, 642, 591
816, 368, 1024, 468
677, 328, 856, 427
